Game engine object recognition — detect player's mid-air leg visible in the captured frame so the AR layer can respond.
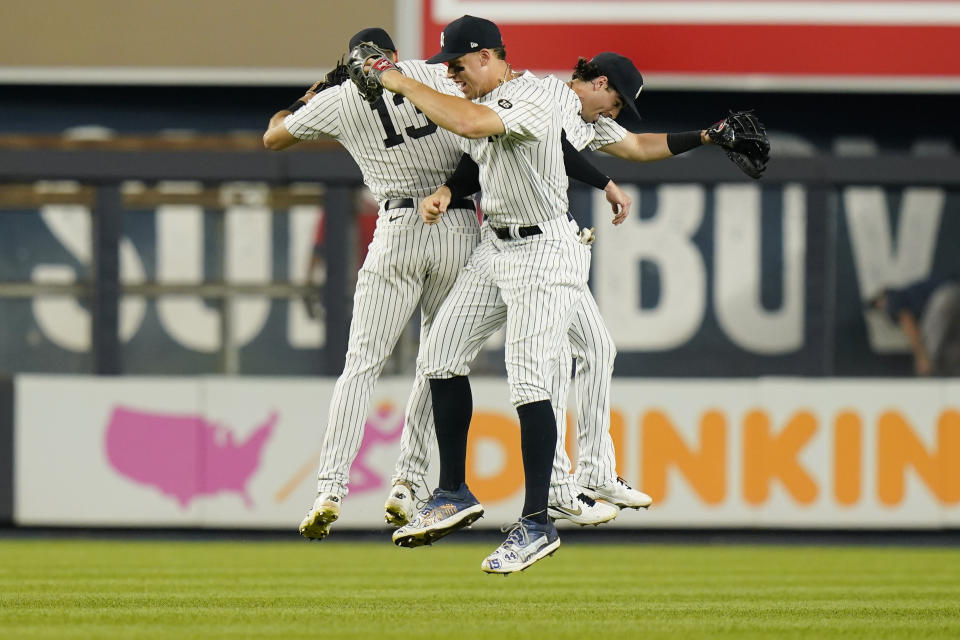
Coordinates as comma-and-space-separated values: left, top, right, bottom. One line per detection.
299, 224, 426, 540
546, 334, 619, 526
569, 293, 652, 510
383, 207, 480, 526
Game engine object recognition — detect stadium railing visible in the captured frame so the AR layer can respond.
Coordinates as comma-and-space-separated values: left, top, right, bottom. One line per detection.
1, 136, 958, 375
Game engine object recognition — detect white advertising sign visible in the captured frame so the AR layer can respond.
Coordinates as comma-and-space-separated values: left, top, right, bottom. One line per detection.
14, 375, 960, 529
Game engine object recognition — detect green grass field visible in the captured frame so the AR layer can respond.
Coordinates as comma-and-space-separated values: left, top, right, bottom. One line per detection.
1, 537, 959, 639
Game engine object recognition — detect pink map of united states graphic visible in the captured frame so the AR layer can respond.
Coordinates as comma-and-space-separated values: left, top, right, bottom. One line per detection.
105, 403, 406, 508
105, 407, 277, 508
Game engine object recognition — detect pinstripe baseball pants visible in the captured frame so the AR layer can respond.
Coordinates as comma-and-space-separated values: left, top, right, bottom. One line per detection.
549, 289, 619, 505
315, 205, 479, 498
420, 214, 591, 407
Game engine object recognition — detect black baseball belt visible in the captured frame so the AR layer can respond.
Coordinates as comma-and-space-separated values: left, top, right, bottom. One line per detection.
383, 197, 476, 211
491, 225, 542, 240
489, 212, 576, 241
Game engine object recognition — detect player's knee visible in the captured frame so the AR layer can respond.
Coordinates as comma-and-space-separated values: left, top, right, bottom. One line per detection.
421, 363, 472, 379
341, 354, 389, 380
509, 383, 552, 408
578, 335, 617, 375
597, 331, 617, 370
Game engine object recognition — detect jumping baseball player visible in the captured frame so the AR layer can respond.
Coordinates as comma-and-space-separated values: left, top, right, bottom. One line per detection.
542, 54, 683, 519
263, 27, 640, 542
263, 27, 482, 541
349, 15, 633, 573
541, 52, 770, 515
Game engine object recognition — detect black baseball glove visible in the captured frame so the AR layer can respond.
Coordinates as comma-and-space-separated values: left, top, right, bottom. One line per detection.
347, 42, 401, 103
706, 110, 770, 179
307, 56, 351, 95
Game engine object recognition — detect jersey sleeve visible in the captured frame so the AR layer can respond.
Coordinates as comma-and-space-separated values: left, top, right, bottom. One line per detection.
284, 84, 343, 140
561, 115, 595, 152
589, 115, 629, 150
426, 62, 461, 96
489, 93, 551, 142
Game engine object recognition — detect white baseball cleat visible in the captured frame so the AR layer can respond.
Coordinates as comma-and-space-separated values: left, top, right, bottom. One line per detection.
384, 480, 417, 527
583, 476, 653, 510
547, 492, 618, 526
299, 493, 341, 540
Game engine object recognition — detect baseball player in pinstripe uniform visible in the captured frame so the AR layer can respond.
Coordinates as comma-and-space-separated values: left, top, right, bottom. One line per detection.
263, 27, 482, 540
350, 15, 632, 573
542, 53, 729, 518
383, 54, 714, 527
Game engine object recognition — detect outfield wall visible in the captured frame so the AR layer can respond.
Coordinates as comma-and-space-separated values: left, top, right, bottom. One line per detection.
7, 375, 959, 530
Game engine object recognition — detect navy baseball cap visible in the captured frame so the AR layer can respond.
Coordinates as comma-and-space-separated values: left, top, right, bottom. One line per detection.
349, 27, 396, 51
425, 15, 502, 64
591, 52, 644, 132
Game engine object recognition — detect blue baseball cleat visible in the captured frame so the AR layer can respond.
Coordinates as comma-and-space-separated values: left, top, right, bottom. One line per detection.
392, 483, 484, 548
481, 516, 560, 574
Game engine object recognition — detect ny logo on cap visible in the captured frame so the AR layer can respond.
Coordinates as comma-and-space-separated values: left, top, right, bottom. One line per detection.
440, 32, 445, 47
470, 41, 478, 47
635, 86, 643, 98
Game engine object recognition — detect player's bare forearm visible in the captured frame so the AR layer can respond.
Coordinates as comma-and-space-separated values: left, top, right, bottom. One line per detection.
604, 180, 631, 225
382, 71, 504, 138
601, 133, 685, 162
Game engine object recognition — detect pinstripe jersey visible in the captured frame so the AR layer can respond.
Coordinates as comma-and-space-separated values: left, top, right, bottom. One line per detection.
461, 74, 568, 225
284, 60, 463, 202
536, 74, 629, 152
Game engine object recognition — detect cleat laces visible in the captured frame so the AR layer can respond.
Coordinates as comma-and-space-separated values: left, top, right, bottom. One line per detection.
500, 521, 531, 549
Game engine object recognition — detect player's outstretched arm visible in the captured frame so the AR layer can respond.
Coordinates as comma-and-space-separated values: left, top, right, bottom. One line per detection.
600, 131, 708, 162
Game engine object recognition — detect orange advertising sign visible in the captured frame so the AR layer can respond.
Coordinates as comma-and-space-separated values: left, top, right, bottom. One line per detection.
462, 379, 960, 527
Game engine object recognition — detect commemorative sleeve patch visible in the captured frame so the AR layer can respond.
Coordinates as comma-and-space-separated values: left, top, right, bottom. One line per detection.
497, 99, 513, 109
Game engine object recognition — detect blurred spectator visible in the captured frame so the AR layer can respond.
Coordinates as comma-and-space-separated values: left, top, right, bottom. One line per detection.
869, 274, 960, 376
